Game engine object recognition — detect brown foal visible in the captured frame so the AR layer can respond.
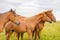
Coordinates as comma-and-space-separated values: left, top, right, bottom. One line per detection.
33, 10, 56, 40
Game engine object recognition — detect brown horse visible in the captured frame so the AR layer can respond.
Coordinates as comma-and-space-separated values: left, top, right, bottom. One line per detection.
33, 10, 56, 40
14, 10, 56, 40
0, 9, 20, 32
5, 11, 52, 40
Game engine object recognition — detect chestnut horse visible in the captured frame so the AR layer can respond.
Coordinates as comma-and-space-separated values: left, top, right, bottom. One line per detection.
5, 11, 52, 40
14, 10, 56, 40
33, 10, 56, 40
0, 9, 20, 32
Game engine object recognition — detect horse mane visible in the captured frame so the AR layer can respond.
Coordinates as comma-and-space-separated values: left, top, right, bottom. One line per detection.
0, 10, 11, 15
0, 13, 7, 17
29, 12, 45, 19
0, 9, 14, 17
25, 12, 45, 22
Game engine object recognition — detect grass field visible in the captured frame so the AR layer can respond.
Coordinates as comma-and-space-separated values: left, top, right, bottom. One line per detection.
0, 21, 60, 40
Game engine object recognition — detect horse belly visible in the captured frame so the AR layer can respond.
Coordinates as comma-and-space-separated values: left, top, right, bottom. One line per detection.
16, 24, 27, 33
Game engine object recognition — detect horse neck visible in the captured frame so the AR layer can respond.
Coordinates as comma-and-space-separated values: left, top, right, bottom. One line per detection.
39, 21, 45, 27
29, 13, 43, 26
0, 13, 10, 27
0, 12, 9, 17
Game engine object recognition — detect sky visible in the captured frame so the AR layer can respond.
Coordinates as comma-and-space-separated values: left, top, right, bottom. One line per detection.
0, 0, 60, 20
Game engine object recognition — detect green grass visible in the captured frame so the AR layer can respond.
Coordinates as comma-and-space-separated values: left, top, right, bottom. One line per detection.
0, 21, 60, 40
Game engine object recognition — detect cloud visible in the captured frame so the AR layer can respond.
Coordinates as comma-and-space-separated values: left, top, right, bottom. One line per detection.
0, 0, 60, 20
16, 1, 42, 17
0, 3, 15, 13
4, 0, 21, 3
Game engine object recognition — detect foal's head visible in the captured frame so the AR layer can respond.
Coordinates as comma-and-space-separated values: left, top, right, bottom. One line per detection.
45, 10, 56, 22
41, 13, 52, 23
6, 9, 20, 25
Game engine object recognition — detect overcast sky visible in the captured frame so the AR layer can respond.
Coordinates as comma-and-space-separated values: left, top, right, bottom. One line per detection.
0, 0, 60, 20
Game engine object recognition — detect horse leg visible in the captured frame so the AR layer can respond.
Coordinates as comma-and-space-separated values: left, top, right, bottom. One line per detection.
34, 29, 39, 40
27, 29, 32, 40
6, 32, 12, 40
14, 32, 20, 40
34, 31, 37, 40
32, 31, 34, 39
21, 33, 24, 40
37, 31, 40, 40
17, 33, 20, 40
14, 32, 19, 40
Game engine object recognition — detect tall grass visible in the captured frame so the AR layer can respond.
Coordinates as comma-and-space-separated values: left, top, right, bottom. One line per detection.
0, 21, 60, 40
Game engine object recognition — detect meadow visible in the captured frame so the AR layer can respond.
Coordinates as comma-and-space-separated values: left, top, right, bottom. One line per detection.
0, 21, 60, 40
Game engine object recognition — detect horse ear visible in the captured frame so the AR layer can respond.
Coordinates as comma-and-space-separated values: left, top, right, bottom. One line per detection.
44, 11, 47, 14
44, 13, 47, 17
10, 9, 13, 12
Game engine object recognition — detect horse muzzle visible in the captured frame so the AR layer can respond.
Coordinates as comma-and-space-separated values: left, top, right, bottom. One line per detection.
52, 19, 56, 22
48, 20, 52, 23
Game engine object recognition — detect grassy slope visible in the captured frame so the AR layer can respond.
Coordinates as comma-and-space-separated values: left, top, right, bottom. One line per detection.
0, 21, 60, 40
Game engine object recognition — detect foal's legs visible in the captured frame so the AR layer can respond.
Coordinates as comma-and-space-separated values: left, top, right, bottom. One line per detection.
34, 29, 40, 40
14, 32, 20, 40
17, 33, 20, 40
14, 32, 17, 40
34, 31, 37, 40
6, 32, 12, 40
32, 31, 34, 39
37, 31, 40, 40
27, 29, 32, 40
21, 33, 24, 40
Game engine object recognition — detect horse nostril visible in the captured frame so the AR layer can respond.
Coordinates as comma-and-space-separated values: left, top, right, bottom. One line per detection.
16, 21, 20, 25
48, 20, 52, 23
50, 21, 52, 23
53, 19, 56, 22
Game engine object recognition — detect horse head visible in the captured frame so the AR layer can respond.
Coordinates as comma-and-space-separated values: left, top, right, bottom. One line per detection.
41, 12, 52, 23
45, 10, 56, 22
7, 9, 20, 25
